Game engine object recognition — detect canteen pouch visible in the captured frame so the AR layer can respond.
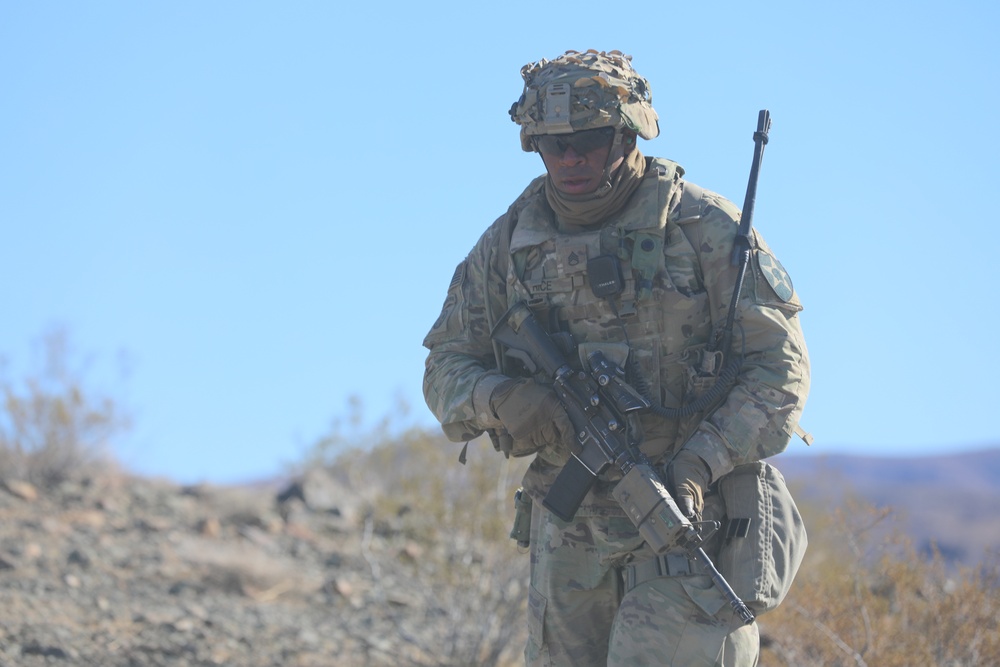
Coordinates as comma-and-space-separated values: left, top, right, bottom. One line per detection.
716, 461, 807, 615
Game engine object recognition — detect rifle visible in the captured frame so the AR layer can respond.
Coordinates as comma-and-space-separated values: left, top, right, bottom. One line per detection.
490, 301, 756, 624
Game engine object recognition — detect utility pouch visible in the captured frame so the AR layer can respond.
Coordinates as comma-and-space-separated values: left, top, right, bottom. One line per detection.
510, 488, 533, 548
715, 461, 807, 615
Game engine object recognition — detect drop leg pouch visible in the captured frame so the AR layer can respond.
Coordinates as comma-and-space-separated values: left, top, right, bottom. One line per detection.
716, 461, 807, 615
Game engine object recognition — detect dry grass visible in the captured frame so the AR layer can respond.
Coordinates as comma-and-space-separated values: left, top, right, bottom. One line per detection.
759, 498, 1000, 666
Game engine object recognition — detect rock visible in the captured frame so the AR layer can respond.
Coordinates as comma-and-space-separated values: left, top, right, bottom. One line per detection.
196, 516, 221, 537
2, 479, 38, 501
399, 541, 424, 562
0, 552, 16, 570
22, 643, 72, 659
66, 548, 92, 568
278, 468, 355, 519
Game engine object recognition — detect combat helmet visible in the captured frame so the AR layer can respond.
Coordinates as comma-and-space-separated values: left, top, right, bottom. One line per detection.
509, 49, 659, 152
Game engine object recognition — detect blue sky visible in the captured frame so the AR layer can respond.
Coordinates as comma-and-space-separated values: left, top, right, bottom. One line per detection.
2, 2, 998, 484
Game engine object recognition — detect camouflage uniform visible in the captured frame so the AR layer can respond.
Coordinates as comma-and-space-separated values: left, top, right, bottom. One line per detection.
422, 50, 809, 667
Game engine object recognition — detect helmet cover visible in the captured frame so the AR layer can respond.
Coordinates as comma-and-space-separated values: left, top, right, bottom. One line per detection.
509, 49, 659, 152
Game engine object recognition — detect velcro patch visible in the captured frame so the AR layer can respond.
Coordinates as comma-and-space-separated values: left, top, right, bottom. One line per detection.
756, 251, 794, 302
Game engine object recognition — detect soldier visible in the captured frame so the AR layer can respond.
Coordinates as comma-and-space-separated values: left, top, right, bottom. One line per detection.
422, 49, 810, 666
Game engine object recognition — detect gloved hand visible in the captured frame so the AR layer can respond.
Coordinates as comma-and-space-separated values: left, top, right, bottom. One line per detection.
489, 378, 576, 460
667, 450, 712, 521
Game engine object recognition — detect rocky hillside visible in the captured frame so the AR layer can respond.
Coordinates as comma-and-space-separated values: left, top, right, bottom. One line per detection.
1, 442, 996, 666
0, 462, 525, 667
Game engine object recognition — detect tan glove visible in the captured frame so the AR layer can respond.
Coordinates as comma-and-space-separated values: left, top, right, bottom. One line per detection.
667, 450, 712, 520
489, 378, 576, 459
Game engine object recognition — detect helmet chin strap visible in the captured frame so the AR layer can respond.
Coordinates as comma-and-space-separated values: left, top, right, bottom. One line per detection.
592, 127, 627, 198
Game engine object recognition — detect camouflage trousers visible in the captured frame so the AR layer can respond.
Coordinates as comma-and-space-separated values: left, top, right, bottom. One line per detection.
525, 501, 759, 667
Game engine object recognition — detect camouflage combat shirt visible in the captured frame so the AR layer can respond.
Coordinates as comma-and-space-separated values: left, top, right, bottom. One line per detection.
422, 158, 810, 514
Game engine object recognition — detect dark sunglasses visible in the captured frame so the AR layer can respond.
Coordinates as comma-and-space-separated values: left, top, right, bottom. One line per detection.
533, 127, 615, 156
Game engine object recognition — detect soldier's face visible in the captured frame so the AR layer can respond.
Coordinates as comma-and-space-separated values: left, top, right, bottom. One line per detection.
536, 128, 623, 195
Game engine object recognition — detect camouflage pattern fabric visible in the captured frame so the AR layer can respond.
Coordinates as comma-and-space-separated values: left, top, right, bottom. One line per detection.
527, 498, 759, 666
422, 146, 809, 663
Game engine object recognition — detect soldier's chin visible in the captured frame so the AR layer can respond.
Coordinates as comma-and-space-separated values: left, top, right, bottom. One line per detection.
556, 178, 598, 195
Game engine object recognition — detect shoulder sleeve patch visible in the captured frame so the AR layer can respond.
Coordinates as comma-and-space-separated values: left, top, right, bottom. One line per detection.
755, 250, 794, 302
423, 260, 468, 349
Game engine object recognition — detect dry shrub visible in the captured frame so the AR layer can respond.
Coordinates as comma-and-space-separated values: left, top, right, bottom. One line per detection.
317, 417, 531, 667
759, 496, 1000, 666
0, 329, 128, 488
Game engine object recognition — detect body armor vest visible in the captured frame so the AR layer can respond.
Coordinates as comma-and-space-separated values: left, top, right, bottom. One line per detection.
501, 159, 717, 462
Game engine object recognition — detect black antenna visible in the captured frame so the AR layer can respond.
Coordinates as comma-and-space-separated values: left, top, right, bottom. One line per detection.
718, 110, 771, 351
731, 109, 771, 267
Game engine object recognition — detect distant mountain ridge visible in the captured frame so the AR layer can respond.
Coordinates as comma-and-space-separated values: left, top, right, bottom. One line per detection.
775, 446, 1000, 490
771, 446, 1000, 566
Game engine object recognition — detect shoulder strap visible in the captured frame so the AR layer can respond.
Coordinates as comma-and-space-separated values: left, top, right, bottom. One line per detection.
487, 205, 520, 375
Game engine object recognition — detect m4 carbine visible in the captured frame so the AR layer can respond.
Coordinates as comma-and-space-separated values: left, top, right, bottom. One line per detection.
491, 301, 755, 625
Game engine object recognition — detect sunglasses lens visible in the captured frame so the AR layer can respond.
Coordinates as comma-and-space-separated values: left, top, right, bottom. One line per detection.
534, 136, 562, 154
572, 128, 615, 153
536, 128, 614, 155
